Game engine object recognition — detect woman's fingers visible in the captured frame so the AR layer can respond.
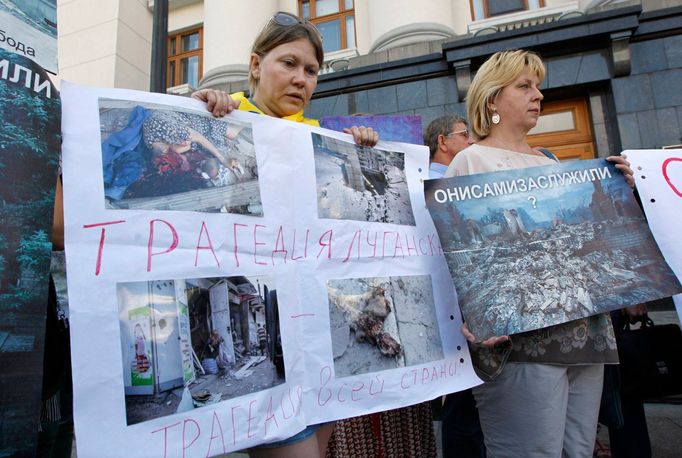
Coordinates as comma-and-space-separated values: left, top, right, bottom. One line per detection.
343, 126, 380, 147
607, 155, 635, 189
624, 303, 647, 322
191, 89, 240, 117
460, 323, 476, 343
461, 323, 509, 347
480, 335, 510, 348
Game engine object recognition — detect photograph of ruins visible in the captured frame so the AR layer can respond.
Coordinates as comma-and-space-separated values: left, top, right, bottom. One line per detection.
426, 160, 682, 340
312, 132, 416, 225
327, 275, 443, 378
117, 275, 284, 425
99, 99, 262, 214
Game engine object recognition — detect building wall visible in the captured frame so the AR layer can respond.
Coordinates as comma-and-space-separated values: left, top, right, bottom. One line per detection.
364, 0, 457, 52
613, 34, 682, 148
168, 1, 202, 31
54, 0, 682, 152
57, 0, 152, 89
307, 4, 682, 155
55, 0, 589, 89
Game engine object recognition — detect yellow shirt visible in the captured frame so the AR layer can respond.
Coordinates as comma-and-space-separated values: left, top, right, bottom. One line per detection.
230, 92, 320, 126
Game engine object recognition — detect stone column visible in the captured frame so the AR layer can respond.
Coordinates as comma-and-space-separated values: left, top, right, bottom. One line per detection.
365, 0, 456, 53
200, 0, 278, 89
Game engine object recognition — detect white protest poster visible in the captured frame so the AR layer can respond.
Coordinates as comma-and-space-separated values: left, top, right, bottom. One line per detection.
60, 82, 478, 457
425, 159, 682, 341
627, 149, 682, 320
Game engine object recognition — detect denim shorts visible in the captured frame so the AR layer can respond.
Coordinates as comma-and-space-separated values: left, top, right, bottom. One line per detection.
252, 423, 321, 448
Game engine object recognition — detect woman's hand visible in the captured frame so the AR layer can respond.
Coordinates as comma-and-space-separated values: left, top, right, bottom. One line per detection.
624, 303, 647, 323
606, 154, 635, 189
461, 323, 510, 347
192, 89, 241, 117
343, 126, 379, 147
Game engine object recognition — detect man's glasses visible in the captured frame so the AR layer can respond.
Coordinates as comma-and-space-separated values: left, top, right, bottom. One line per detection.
445, 128, 470, 139
270, 12, 322, 40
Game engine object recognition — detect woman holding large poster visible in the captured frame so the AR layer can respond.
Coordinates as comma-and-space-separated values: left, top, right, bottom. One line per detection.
192, 12, 378, 458
444, 50, 634, 457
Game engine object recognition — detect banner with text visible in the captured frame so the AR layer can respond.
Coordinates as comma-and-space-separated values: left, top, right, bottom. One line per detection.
627, 149, 682, 320
425, 159, 682, 341
0, 49, 59, 458
60, 82, 478, 457
0, 0, 57, 73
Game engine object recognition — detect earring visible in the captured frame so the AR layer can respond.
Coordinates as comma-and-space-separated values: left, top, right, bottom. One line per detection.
491, 109, 500, 125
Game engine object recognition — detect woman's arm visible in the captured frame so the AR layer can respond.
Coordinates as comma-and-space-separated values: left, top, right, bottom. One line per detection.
188, 128, 231, 167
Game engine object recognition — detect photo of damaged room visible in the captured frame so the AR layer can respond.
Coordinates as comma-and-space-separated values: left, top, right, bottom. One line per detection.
117, 275, 284, 425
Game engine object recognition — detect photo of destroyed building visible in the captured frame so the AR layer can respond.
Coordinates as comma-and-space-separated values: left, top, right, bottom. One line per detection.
328, 275, 443, 378
313, 132, 416, 225
427, 161, 682, 340
117, 275, 284, 425
99, 99, 261, 214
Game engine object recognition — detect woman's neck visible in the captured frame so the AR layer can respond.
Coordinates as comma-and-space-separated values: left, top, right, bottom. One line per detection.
479, 128, 535, 155
249, 95, 271, 116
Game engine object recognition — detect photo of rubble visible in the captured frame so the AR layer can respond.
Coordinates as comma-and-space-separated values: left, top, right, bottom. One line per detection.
117, 275, 284, 425
99, 99, 262, 214
328, 275, 443, 378
426, 160, 682, 340
313, 132, 416, 225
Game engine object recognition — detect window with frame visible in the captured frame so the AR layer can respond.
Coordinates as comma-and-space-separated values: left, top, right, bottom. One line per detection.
167, 27, 203, 90
299, 0, 356, 53
470, 0, 545, 20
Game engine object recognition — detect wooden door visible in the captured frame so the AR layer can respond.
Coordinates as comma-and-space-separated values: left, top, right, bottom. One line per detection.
528, 98, 596, 161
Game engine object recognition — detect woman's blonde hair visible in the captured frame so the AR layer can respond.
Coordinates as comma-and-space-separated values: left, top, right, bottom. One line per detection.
248, 13, 324, 96
466, 50, 545, 140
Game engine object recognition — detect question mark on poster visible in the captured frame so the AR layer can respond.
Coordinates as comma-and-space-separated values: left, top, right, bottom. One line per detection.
528, 196, 537, 209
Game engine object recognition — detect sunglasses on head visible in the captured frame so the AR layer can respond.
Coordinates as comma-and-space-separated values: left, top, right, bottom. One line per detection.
270, 12, 322, 40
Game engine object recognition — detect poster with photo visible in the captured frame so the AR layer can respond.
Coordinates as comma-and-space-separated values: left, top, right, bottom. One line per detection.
425, 159, 682, 341
627, 149, 682, 320
99, 99, 260, 214
313, 133, 416, 225
0, 49, 59, 457
0, 0, 57, 73
61, 82, 478, 457
320, 115, 424, 145
328, 275, 443, 378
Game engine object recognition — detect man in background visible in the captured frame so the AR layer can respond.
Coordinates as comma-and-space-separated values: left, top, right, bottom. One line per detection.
424, 114, 473, 178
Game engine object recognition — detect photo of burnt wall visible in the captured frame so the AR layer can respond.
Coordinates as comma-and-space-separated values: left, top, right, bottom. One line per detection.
313, 133, 416, 225
117, 275, 284, 425
425, 159, 682, 340
328, 275, 443, 378
99, 99, 262, 215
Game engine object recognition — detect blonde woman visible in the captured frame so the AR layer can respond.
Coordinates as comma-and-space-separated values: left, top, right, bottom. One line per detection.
445, 50, 633, 457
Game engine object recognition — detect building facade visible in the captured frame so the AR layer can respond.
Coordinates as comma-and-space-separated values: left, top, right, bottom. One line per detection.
57, 0, 682, 157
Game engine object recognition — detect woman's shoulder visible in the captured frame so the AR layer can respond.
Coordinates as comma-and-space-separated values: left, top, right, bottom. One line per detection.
444, 144, 490, 176
459, 143, 488, 156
